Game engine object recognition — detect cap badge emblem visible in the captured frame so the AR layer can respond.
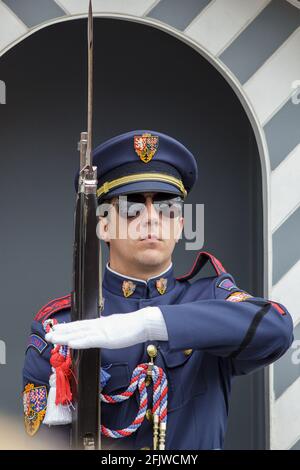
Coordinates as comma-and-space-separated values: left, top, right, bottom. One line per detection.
134, 133, 159, 163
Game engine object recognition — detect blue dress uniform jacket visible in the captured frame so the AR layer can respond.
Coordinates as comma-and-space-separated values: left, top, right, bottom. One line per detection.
22, 251, 294, 450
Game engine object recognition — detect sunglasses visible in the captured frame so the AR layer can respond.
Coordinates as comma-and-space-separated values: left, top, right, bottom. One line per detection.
102, 192, 184, 219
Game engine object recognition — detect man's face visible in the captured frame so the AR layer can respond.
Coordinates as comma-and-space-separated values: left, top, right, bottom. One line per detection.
98, 192, 184, 269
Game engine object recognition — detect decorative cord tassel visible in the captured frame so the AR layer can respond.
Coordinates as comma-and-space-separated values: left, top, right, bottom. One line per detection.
42, 318, 168, 445
100, 362, 168, 448
153, 367, 168, 450
50, 344, 72, 405
43, 369, 72, 425
43, 319, 73, 425
101, 363, 149, 438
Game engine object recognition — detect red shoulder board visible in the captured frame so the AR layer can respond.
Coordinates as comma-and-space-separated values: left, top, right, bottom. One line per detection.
34, 294, 71, 322
176, 251, 226, 282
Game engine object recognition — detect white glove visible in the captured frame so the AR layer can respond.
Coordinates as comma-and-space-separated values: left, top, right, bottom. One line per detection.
45, 306, 168, 349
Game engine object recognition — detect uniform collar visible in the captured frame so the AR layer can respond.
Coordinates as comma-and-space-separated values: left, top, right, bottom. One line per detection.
103, 261, 175, 299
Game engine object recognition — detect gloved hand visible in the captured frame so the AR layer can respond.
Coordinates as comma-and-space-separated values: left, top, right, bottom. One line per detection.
45, 306, 168, 349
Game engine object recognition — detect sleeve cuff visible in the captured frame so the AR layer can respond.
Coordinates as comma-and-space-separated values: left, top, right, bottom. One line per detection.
143, 306, 169, 342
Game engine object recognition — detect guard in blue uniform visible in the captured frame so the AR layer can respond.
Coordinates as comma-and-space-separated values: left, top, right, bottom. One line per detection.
22, 130, 294, 450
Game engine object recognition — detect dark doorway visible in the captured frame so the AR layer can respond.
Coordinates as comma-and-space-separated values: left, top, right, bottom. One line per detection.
0, 17, 265, 449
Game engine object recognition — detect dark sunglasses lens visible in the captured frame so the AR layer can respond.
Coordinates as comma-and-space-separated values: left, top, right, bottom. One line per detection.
117, 198, 145, 218
116, 193, 183, 219
154, 197, 183, 218
127, 202, 145, 218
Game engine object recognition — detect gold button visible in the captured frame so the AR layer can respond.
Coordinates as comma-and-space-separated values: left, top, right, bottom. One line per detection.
140, 446, 151, 450
147, 344, 157, 359
183, 348, 193, 356
146, 409, 153, 422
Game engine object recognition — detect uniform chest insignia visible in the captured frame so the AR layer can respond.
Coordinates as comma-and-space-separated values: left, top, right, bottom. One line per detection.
156, 277, 167, 295
217, 278, 237, 292
226, 291, 252, 302
23, 383, 47, 436
134, 133, 159, 163
26, 334, 48, 355
122, 280, 136, 297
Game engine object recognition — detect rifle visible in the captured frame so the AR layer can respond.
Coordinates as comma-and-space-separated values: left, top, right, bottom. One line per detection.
71, 1, 104, 450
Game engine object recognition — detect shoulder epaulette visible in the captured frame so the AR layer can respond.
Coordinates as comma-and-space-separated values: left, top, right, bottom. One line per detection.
34, 294, 71, 322
176, 251, 226, 282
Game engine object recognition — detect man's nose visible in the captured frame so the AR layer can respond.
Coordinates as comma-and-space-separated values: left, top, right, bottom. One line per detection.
142, 197, 159, 221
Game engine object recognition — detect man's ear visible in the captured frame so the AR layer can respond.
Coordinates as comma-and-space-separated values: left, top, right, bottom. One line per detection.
97, 200, 114, 243
97, 215, 110, 243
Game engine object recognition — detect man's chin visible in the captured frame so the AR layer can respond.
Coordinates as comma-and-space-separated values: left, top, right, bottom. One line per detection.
135, 248, 165, 265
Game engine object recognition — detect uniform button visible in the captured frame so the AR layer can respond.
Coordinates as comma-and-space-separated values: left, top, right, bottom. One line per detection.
147, 344, 157, 358
183, 348, 193, 356
146, 345, 157, 386
146, 409, 153, 422
140, 446, 151, 450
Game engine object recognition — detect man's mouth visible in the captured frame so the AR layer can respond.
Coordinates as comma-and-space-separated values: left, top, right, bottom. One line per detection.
140, 234, 160, 241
